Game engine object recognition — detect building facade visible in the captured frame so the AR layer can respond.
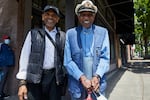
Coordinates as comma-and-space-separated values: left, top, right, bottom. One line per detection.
0, 0, 134, 95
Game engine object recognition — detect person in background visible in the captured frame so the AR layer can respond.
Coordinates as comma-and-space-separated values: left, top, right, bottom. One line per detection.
0, 35, 15, 99
64, 0, 110, 100
16, 5, 66, 100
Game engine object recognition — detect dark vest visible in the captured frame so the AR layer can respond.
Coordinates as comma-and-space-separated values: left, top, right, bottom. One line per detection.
26, 29, 45, 83
26, 28, 66, 84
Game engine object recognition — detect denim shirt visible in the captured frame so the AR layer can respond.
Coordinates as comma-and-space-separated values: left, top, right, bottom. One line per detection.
80, 27, 94, 57
64, 25, 110, 98
80, 27, 94, 80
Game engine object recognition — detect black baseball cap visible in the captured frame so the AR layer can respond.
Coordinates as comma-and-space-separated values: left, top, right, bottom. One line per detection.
43, 5, 60, 17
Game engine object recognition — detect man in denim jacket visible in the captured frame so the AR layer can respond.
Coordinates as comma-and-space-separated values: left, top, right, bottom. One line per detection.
64, 0, 110, 100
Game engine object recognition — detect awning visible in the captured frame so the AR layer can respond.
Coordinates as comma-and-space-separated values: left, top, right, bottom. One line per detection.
107, 0, 134, 34
107, 0, 135, 44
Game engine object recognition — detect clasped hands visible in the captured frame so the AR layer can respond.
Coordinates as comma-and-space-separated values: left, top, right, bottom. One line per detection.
80, 75, 100, 92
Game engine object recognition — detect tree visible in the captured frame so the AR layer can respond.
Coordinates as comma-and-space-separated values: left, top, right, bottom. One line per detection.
134, 0, 150, 57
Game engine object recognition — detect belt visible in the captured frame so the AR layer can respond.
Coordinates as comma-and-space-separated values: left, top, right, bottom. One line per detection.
43, 68, 55, 74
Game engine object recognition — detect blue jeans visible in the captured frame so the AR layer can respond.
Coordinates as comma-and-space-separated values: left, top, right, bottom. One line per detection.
0, 67, 9, 95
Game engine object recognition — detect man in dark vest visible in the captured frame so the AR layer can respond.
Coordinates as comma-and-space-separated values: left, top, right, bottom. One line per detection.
16, 5, 66, 100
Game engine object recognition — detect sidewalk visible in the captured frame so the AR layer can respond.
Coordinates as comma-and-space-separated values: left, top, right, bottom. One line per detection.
2, 62, 150, 100
106, 63, 150, 100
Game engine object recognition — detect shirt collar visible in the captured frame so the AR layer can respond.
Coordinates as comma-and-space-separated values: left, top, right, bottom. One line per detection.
45, 27, 57, 34
82, 26, 93, 34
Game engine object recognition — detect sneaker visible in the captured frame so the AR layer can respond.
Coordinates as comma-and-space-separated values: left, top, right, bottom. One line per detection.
0, 94, 4, 100
0, 93, 9, 99
3, 94, 9, 98
0, 94, 3, 98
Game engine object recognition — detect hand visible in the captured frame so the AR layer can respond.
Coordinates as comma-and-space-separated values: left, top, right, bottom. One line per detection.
91, 76, 100, 92
80, 75, 92, 90
18, 85, 28, 100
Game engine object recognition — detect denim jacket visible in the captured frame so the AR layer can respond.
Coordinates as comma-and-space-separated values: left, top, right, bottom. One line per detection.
0, 43, 15, 66
64, 25, 110, 98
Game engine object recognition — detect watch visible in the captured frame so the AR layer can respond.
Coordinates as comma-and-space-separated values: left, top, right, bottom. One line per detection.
18, 79, 27, 87
94, 74, 101, 81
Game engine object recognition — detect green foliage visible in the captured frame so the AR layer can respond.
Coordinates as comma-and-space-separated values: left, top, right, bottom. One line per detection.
134, 0, 150, 56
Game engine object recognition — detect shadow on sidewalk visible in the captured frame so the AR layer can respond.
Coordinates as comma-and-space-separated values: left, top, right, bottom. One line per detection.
105, 68, 126, 99
127, 63, 150, 74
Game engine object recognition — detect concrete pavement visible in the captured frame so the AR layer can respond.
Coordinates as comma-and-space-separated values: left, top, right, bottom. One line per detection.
106, 62, 150, 100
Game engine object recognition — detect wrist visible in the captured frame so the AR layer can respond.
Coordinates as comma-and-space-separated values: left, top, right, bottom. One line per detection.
93, 74, 101, 81
79, 75, 87, 83
18, 79, 27, 87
